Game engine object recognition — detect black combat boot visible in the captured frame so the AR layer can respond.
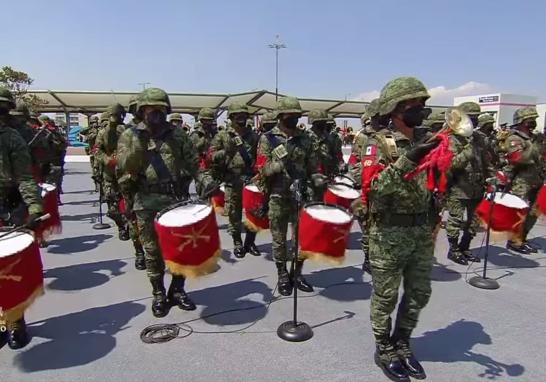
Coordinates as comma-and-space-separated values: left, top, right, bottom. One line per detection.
150, 277, 169, 318
7, 318, 30, 350
459, 232, 480, 262
134, 246, 146, 271
392, 328, 426, 380
118, 225, 130, 241
507, 240, 531, 254
232, 234, 245, 258
1, 328, 8, 350
362, 252, 372, 274
276, 261, 293, 296
168, 275, 196, 311
243, 231, 261, 256
374, 336, 410, 382
522, 236, 539, 253
447, 237, 468, 265
290, 259, 314, 293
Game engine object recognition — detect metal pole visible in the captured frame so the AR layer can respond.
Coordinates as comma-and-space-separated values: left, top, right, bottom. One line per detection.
275, 48, 279, 101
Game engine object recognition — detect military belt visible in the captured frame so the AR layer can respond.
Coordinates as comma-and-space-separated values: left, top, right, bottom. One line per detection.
374, 213, 428, 227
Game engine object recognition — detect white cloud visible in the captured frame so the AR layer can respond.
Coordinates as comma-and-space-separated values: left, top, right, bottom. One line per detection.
352, 81, 496, 106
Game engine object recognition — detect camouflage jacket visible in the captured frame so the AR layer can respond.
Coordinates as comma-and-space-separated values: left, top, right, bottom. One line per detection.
117, 121, 202, 211
502, 130, 545, 191
349, 127, 377, 184
95, 122, 127, 181
306, 127, 338, 177
0, 120, 42, 216
255, 126, 318, 196
80, 124, 99, 154
446, 132, 489, 200
363, 127, 432, 216
329, 130, 344, 166
209, 125, 258, 183
189, 124, 217, 172
13, 120, 52, 169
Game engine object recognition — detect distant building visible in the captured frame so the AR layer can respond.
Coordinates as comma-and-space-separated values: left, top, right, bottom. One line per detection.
54, 113, 88, 128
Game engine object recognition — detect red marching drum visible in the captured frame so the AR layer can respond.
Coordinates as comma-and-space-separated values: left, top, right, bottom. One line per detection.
242, 184, 269, 232
37, 183, 62, 239
475, 192, 529, 233
536, 185, 546, 215
324, 183, 360, 210
154, 202, 221, 279
298, 203, 353, 264
0, 229, 44, 323
333, 175, 355, 188
210, 184, 225, 215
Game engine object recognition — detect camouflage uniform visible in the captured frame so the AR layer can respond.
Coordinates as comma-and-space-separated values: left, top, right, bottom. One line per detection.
39, 116, 67, 198
95, 104, 130, 240
80, 115, 100, 188
117, 88, 213, 317
476, 113, 500, 170
422, 110, 445, 133
326, 115, 345, 171
0, 87, 43, 350
445, 102, 489, 265
210, 103, 259, 257
169, 113, 192, 197
259, 111, 277, 133
256, 97, 323, 296
503, 107, 545, 253
189, 107, 217, 195
365, 77, 436, 381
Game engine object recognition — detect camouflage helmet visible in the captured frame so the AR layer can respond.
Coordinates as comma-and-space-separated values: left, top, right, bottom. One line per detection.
275, 96, 302, 117
0, 87, 16, 109
198, 107, 215, 121
100, 112, 109, 122
477, 113, 495, 128
137, 87, 172, 113
378, 77, 430, 116
457, 101, 481, 116
107, 103, 126, 117
38, 115, 51, 122
227, 103, 249, 117
362, 98, 380, 123
9, 100, 31, 118
513, 106, 539, 125
169, 113, 183, 122
261, 111, 277, 125
89, 115, 100, 123
307, 109, 329, 124
326, 114, 336, 126
127, 95, 139, 115
423, 111, 445, 128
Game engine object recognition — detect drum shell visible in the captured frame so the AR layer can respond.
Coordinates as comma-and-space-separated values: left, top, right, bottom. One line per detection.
37, 184, 62, 239
324, 185, 359, 210
476, 196, 528, 233
118, 198, 126, 215
298, 203, 353, 264
242, 185, 269, 232
210, 188, 225, 214
154, 204, 221, 278
0, 230, 44, 322
536, 185, 546, 215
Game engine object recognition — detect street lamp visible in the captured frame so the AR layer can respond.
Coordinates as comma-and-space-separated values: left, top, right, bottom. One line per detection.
268, 35, 286, 100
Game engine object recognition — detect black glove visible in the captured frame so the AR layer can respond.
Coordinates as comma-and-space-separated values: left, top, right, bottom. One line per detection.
200, 180, 220, 199
405, 139, 441, 163
27, 213, 44, 230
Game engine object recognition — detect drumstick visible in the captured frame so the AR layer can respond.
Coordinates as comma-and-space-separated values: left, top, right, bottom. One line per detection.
0, 213, 51, 240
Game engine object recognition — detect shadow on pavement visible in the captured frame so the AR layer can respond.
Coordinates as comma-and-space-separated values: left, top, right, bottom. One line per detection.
346, 231, 363, 250
61, 199, 97, 206
305, 265, 371, 302
485, 245, 540, 268
190, 277, 273, 326
414, 320, 525, 379
220, 249, 237, 264
14, 301, 146, 372
44, 259, 127, 291
430, 261, 463, 282
61, 213, 99, 223
61, 189, 94, 195
47, 234, 113, 254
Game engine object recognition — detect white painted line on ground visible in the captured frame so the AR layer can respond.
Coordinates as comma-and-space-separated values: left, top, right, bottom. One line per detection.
65, 155, 90, 163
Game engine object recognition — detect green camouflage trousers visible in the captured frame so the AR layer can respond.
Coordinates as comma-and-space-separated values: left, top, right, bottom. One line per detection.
45, 165, 62, 187
268, 195, 301, 262
224, 182, 243, 237
135, 209, 165, 279
445, 197, 481, 240
128, 213, 143, 254
369, 224, 434, 339
103, 180, 126, 229
510, 182, 540, 242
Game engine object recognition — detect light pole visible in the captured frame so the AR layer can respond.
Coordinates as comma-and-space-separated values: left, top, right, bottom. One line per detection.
268, 35, 286, 100
138, 82, 151, 90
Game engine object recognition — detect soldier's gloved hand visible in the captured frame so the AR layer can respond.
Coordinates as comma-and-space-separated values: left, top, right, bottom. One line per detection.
212, 151, 225, 163
200, 180, 220, 199
270, 161, 284, 174
27, 212, 45, 231
311, 173, 328, 188
405, 139, 441, 163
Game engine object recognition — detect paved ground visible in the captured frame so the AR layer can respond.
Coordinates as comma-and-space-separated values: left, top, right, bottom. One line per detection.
2, 161, 546, 382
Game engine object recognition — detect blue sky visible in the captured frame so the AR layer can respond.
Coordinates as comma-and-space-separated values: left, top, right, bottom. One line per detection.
2, 0, 545, 103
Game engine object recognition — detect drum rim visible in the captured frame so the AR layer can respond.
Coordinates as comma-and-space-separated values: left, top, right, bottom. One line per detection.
155, 201, 212, 226
303, 201, 352, 216
244, 184, 261, 192
0, 228, 35, 258
327, 183, 360, 198
491, 192, 529, 209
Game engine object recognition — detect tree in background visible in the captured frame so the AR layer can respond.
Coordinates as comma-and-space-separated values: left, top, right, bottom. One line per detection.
0, 66, 47, 110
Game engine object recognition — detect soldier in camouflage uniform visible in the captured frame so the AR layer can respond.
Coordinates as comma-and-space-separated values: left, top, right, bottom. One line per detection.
444, 102, 489, 265
422, 110, 445, 133
39, 115, 67, 202
326, 115, 346, 173
95, 104, 130, 241
117, 88, 214, 317
363, 77, 439, 381
168, 113, 192, 197
190, 107, 217, 195
0, 87, 44, 350
503, 107, 545, 254
255, 97, 326, 296
80, 115, 100, 191
260, 111, 277, 133
210, 103, 260, 258
476, 113, 500, 170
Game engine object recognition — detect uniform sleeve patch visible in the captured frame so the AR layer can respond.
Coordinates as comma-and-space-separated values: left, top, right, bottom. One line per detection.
365, 144, 376, 156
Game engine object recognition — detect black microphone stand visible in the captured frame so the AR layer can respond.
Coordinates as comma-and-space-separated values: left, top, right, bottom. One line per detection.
277, 179, 313, 342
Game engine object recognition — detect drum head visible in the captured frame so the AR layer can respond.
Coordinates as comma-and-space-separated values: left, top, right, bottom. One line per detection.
220, 184, 225, 193
328, 184, 360, 200
245, 184, 260, 193
493, 193, 528, 209
157, 204, 212, 228
305, 204, 352, 224
334, 176, 355, 187
39, 183, 56, 197
0, 231, 34, 259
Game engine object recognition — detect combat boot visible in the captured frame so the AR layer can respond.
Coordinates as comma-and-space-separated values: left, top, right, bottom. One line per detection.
0, 329, 8, 350
447, 237, 468, 265
374, 336, 410, 382
522, 240, 539, 253
243, 231, 261, 256
134, 247, 146, 271
150, 277, 169, 318
233, 234, 245, 258
290, 259, 314, 293
507, 240, 531, 255
276, 261, 293, 296
7, 318, 30, 350
168, 275, 196, 311
459, 232, 481, 263
118, 225, 130, 241
392, 328, 426, 380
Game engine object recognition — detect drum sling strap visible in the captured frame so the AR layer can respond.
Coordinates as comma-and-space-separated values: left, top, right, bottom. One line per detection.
265, 132, 300, 179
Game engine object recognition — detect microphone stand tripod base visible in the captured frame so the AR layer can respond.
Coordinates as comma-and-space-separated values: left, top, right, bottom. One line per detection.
277, 320, 313, 342
93, 222, 111, 230
468, 275, 499, 290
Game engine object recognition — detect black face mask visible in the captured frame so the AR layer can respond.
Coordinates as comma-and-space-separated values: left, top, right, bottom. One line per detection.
235, 118, 247, 127
526, 120, 537, 130
401, 106, 425, 128
283, 116, 299, 130
145, 110, 166, 126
